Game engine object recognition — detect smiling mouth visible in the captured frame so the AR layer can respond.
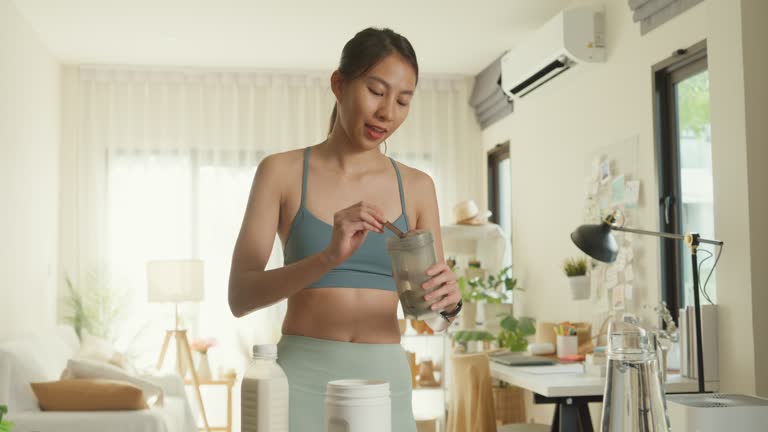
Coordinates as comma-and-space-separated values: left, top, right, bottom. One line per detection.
365, 123, 388, 134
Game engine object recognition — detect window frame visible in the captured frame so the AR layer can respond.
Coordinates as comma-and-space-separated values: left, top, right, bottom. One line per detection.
487, 141, 510, 227
652, 40, 708, 323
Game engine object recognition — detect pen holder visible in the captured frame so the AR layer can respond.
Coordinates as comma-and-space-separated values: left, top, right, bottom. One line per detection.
556, 335, 578, 358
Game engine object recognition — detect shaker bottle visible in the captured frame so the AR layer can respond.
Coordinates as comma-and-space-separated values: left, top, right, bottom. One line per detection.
386, 229, 443, 320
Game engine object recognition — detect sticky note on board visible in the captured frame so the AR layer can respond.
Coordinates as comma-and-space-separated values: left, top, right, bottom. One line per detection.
616, 252, 627, 269
592, 157, 601, 180
611, 175, 625, 205
624, 266, 634, 282
624, 247, 634, 262
624, 284, 634, 301
625, 180, 641, 207
600, 160, 612, 184
612, 285, 625, 310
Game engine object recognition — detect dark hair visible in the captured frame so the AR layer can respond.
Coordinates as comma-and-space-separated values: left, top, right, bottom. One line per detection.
328, 27, 419, 135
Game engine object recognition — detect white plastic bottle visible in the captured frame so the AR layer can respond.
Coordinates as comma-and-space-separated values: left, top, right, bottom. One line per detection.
241, 344, 289, 432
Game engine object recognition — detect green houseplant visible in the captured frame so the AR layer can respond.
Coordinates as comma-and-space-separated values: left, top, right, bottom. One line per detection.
563, 257, 590, 300
458, 265, 519, 304
457, 265, 520, 330
496, 314, 536, 352
451, 329, 496, 352
0, 405, 13, 432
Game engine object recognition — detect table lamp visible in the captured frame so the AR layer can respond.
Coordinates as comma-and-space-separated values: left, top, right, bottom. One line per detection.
147, 259, 210, 432
570, 210, 723, 394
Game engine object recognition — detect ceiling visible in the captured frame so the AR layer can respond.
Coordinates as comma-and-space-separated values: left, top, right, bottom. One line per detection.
13, 0, 571, 76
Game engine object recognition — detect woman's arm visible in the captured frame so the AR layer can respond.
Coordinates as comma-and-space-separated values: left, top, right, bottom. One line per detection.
228, 155, 337, 318
409, 169, 461, 332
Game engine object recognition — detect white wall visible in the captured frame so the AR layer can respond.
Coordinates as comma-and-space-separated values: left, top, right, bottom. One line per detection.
481, 0, 767, 422
0, 0, 60, 339
742, 0, 768, 398
708, 0, 768, 396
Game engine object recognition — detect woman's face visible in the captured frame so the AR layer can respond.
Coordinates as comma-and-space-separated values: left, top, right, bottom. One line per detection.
333, 53, 417, 150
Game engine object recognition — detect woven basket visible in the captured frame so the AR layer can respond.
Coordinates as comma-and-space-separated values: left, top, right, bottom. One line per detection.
492, 384, 526, 425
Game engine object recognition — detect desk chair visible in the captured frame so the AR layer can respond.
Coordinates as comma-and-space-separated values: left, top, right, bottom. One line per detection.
447, 352, 549, 432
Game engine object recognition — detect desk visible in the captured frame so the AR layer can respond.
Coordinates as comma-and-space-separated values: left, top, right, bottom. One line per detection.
490, 362, 715, 432
184, 377, 236, 432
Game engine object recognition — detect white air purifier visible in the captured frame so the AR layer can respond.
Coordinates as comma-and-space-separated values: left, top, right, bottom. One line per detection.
667, 393, 768, 432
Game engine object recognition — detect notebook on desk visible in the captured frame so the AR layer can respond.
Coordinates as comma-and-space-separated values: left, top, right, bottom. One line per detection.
488, 352, 557, 366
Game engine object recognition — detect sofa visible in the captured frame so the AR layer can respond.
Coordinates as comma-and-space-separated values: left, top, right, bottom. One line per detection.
0, 325, 196, 432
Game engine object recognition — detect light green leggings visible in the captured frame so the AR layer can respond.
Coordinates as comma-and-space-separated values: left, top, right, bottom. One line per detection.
276, 335, 417, 432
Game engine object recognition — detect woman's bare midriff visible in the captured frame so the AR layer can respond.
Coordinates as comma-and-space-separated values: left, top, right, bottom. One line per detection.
281, 287, 402, 344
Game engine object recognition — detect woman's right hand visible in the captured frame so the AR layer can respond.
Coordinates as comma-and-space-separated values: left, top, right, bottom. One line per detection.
323, 201, 387, 266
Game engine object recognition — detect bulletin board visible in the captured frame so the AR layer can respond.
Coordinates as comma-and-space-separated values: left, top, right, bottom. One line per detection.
582, 134, 646, 314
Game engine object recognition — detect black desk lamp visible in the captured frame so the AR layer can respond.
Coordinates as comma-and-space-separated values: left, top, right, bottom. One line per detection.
570, 210, 723, 393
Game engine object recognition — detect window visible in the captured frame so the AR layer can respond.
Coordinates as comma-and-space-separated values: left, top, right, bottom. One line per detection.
488, 141, 512, 267
653, 41, 716, 322
106, 149, 287, 369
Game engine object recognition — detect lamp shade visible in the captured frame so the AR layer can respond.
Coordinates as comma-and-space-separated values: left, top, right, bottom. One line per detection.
147, 260, 204, 303
570, 221, 619, 263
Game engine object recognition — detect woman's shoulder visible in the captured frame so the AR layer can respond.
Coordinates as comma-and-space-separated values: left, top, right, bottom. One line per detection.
260, 147, 305, 167
391, 160, 435, 194
257, 148, 306, 178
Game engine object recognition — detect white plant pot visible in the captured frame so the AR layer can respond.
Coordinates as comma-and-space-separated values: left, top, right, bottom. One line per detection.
568, 275, 590, 300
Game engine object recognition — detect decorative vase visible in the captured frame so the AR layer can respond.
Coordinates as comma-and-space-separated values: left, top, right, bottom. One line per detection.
416, 360, 439, 387
196, 352, 212, 381
568, 275, 590, 300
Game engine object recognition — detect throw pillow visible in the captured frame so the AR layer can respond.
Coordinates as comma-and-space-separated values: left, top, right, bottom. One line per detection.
30, 379, 148, 411
77, 334, 137, 374
61, 358, 164, 406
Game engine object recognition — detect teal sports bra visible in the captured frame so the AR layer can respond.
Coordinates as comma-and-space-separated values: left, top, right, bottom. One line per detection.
283, 147, 410, 291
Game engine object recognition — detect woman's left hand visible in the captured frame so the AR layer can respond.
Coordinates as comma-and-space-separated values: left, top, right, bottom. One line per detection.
422, 263, 461, 314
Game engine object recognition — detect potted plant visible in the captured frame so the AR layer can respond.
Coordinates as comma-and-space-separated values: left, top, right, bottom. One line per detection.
453, 259, 483, 329
0, 405, 13, 432
62, 272, 126, 341
466, 265, 519, 332
496, 314, 536, 352
190, 337, 218, 381
563, 257, 589, 300
451, 329, 496, 352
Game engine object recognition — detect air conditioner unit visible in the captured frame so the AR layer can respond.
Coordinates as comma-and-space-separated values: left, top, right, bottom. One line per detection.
501, 6, 605, 100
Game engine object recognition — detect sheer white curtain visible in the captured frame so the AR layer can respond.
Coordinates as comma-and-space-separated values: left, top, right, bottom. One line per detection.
62, 65, 481, 373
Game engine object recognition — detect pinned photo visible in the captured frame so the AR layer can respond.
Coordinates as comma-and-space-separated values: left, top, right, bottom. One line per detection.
599, 159, 612, 184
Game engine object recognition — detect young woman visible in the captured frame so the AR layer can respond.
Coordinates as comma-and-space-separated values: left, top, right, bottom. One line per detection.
228, 27, 462, 431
